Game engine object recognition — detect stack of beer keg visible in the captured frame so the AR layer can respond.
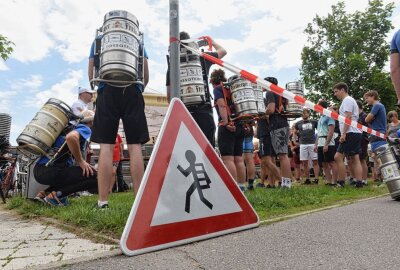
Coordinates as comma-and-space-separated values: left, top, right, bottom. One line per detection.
0, 113, 12, 144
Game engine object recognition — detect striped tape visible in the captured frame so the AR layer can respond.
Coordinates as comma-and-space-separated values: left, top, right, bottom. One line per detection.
179, 42, 386, 140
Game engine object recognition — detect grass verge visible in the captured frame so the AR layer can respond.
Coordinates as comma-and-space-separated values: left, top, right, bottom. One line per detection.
5, 182, 389, 241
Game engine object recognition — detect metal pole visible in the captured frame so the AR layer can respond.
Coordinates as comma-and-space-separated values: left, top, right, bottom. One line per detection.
169, 0, 180, 99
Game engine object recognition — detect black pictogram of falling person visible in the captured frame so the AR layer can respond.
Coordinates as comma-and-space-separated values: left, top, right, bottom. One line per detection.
177, 150, 213, 213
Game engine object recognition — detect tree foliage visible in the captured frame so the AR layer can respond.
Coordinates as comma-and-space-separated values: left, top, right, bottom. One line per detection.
0, 34, 14, 61
300, 0, 395, 112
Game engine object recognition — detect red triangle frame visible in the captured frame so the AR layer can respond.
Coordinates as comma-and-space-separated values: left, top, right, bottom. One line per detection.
120, 98, 259, 255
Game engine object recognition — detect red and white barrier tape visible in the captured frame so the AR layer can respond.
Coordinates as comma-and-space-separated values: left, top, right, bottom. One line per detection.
177, 41, 386, 140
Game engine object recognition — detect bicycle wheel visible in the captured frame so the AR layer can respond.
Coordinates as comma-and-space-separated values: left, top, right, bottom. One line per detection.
1, 166, 16, 202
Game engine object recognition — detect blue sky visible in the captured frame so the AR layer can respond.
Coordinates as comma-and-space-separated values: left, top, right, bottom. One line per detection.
1, 0, 399, 145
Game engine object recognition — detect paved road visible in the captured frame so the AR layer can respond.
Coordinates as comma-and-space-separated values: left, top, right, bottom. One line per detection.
60, 196, 400, 270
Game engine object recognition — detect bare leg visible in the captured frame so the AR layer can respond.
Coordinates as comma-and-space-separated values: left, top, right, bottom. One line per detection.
97, 144, 114, 202
234, 156, 246, 184
222, 156, 237, 181
128, 144, 144, 195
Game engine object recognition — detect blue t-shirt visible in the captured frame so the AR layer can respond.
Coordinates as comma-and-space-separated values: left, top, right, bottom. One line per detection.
37, 124, 91, 166
317, 115, 335, 147
390, 29, 400, 54
370, 102, 387, 151
89, 38, 148, 92
213, 85, 225, 121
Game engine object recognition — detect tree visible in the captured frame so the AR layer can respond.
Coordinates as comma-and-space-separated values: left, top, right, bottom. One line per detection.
0, 34, 14, 61
300, 0, 395, 112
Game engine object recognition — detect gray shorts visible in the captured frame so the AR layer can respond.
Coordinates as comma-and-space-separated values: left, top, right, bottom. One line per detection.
269, 126, 289, 155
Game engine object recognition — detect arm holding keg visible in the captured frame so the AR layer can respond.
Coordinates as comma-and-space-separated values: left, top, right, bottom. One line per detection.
88, 58, 95, 90
66, 131, 95, 177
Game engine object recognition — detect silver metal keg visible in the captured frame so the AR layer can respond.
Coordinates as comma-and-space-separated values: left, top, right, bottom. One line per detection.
179, 42, 205, 106
0, 113, 12, 143
98, 10, 142, 84
229, 77, 258, 119
376, 144, 400, 200
252, 83, 266, 115
285, 81, 304, 117
16, 98, 72, 156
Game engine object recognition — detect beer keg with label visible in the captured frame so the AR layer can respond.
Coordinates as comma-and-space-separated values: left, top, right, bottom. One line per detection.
376, 144, 400, 200
252, 83, 266, 116
229, 76, 258, 119
17, 98, 72, 156
99, 10, 141, 84
285, 81, 304, 117
179, 42, 205, 106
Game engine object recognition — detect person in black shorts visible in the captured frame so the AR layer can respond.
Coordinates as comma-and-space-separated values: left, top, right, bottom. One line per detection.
315, 100, 338, 186
211, 69, 247, 191
88, 16, 150, 208
356, 100, 369, 186
166, 31, 227, 147
258, 77, 292, 188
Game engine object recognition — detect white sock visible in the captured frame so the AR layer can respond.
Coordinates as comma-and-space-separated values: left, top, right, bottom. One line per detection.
98, 200, 108, 207
282, 177, 292, 188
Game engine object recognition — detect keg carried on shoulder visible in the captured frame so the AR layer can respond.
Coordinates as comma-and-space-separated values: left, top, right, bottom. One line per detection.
285, 81, 304, 118
376, 144, 400, 200
228, 76, 258, 120
179, 42, 205, 106
252, 83, 266, 116
17, 98, 72, 156
97, 10, 142, 85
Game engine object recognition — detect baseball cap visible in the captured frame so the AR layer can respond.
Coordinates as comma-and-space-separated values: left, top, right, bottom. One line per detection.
77, 86, 96, 95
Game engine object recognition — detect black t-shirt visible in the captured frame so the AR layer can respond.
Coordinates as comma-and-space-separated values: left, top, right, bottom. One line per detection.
358, 111, 369, 141
265, 91, 289, 130
295, 119, 318, 144
166, 51, 218, 114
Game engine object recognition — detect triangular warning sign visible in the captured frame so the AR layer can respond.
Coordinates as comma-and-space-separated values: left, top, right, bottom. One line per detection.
120, 98, 259, 256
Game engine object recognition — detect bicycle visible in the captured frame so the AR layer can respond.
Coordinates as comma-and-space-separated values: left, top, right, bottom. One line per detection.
0, 153, 31, 203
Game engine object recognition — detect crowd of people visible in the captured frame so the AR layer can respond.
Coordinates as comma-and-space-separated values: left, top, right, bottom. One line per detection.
28, 11, 400, 208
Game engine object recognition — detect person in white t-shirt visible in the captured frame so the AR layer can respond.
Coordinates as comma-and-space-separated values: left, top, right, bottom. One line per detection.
332, 82, 363, 188
71, 86, 96, 116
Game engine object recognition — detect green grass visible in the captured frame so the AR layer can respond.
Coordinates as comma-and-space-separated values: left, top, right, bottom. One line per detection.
5, 182, 389, 240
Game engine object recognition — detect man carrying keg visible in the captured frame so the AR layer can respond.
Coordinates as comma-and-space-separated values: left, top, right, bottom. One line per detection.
333, 82, 363, 188
390, 29, 400, 106
166, 31, 227, 147
211, 69, 247, 191
71, 86, 96, 116
33, 110, 97, 206
258, 77, 292, 188
88, 10, 150, 209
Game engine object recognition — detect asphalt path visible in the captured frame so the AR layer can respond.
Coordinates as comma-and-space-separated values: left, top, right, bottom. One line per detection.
60, 196, 400, 270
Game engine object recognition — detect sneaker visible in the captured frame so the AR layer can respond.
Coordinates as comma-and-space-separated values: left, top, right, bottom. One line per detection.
265, 184, 275, 189
34, 191, 47, 204
248, 179, 254, 190
238, 184, 246, 192
256, 183, 265, 188
284, 179, 292, 189
76, 191, 93, 197
337, 180, 345, 187
349, 178, 356, 186
44, 192, 68, 206
355, 181, 364, 188
313, 178, 319, 185
95, 203, 109, 210
304, 179, 312, 185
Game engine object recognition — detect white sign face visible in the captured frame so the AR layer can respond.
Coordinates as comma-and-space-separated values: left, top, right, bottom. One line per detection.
151, 122, 242, 226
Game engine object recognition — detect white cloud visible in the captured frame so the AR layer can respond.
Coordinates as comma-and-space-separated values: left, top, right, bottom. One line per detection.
24, 70, 83, 109
0, 61, 9, 71
10, 75, 43, 92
